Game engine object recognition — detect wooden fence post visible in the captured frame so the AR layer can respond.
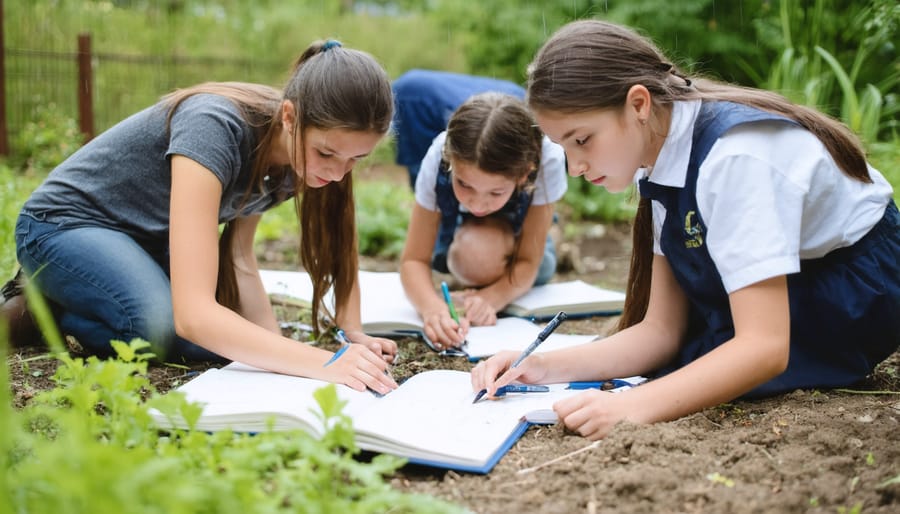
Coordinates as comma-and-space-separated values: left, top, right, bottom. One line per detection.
77, 32, 94, 143
0, 0, 10, 156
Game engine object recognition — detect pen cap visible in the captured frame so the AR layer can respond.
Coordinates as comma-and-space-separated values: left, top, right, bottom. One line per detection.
538, 311, 568, 339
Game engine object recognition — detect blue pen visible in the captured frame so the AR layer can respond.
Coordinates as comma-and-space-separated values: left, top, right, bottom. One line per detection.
509, 311, 568, 368
323, 345, 349, 367
334, 328, 352, 346
493, 384, 550, 397
329, 328, 391, 398
567, 379, 634, 390
323, 329, 352, 367
473, 311, 568, 403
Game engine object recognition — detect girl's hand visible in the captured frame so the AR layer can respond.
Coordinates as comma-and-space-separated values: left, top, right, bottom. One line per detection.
470, 350, 549, 399
343, 330, 398, 363
553, 389, 630, 440
421, 309, 470, 350
462, 293, 497, 326
322, 343, 398, 395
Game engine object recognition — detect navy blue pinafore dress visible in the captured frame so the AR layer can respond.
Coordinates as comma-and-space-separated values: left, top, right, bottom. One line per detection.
639, 102, 900, 398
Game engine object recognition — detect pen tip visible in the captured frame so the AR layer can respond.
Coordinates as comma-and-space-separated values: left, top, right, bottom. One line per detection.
472, 389, 487, 404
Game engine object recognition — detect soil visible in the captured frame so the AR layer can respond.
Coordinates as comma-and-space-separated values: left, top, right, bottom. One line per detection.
6, 164, 900, 514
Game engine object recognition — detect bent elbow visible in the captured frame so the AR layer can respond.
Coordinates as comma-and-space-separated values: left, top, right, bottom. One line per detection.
766, 336, 791, 376
172, 306, 205, 343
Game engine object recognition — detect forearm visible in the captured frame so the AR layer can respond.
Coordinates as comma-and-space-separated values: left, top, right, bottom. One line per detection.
538, 317, 682, 383
334, 277, 363, 332
235, 267, 280, 334
176, 300, 334, 378
624, 332, 788, 425
400, 259, 446, 317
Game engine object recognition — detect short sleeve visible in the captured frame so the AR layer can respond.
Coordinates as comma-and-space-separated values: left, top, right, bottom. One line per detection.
413, 131, 447, 211
531, 137, 568, 205
698, 153, 804, 292
166, 95, 247, 188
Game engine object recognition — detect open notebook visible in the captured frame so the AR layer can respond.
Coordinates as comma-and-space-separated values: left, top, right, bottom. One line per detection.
260, 270, 599, 359
503, 279, 626, 320
150, 363, 600, 474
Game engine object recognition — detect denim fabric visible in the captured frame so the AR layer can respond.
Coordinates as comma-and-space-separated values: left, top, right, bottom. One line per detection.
15, 211, 226, 363
533, 234, 557, 286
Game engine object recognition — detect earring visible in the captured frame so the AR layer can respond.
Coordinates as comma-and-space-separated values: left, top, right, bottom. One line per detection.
640, 118, 648, 125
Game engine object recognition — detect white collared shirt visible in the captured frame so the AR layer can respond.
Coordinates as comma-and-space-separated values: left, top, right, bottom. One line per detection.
637, 100, 893, 293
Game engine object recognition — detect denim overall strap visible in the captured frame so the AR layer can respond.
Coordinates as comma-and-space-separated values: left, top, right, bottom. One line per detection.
432, 160, 534, 272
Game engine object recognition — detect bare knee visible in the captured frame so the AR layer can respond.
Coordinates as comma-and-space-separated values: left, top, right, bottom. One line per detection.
447, 218, 514, 287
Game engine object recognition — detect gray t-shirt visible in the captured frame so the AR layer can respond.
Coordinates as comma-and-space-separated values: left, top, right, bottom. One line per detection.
23, 94, 295, 247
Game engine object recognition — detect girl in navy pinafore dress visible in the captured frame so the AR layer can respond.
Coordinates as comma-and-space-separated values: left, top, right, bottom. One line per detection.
471, 20, 899, 441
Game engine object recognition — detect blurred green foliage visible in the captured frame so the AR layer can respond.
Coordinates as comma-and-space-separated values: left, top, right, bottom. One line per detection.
10, 104, 84, 174
1, 0, 898, 262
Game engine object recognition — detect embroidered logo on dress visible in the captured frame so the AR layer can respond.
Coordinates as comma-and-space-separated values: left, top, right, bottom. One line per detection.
684, 210, 704, 248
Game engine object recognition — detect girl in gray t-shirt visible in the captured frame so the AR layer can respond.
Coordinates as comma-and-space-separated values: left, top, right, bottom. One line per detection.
12, 40, 398, 396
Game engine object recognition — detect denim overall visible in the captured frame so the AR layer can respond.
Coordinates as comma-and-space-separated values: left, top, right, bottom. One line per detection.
639, 101, 900, 397
432, 161, 556, 285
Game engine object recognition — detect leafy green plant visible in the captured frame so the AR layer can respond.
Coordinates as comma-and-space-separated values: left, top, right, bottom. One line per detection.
815, 45, 899, 143
10, 104, 83, 175
355, 181, 415, 258
753, 0, 899, 143
562, 177, 638, 223
254, 173, 414, 260
3, 339, 462, 513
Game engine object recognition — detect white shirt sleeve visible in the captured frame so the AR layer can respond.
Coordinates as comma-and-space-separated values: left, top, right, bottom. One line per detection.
698, 152, 804, 293
697, 122, 892, 293
413, 131, 448, 212
530, 137, 568, 205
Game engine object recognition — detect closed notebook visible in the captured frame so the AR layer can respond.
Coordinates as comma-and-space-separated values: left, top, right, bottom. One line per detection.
149, 363, 591, 474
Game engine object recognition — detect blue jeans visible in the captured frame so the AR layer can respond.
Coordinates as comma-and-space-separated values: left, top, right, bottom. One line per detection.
15, 211, 226, 362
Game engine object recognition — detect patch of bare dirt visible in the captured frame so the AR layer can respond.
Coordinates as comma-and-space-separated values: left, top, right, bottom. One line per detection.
6, 164, 900, 513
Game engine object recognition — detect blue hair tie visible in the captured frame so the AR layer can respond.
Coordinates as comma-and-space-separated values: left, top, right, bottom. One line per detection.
322, 39, 342, 51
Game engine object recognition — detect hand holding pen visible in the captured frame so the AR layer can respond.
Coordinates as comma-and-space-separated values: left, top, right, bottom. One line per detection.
471, 311, 568, 403
322, 328, 398, 395
423, 281, 469, 350
336, 327, 398, 364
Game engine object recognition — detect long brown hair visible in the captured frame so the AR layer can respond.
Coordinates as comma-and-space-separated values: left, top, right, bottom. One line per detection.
163, 41, 393, 335
442, 92, 543, 281
527, 19, 871, 331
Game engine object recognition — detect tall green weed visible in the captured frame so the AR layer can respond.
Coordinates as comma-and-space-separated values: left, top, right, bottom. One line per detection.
756, 0, 899, 142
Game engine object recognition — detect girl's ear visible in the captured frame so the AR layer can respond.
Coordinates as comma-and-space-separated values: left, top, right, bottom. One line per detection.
517, 168, 535, 186
281, 100, 296, 133
625, 85, 652, 124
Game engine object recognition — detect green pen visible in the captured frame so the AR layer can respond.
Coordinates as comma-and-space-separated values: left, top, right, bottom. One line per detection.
440, 281, 460, 323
